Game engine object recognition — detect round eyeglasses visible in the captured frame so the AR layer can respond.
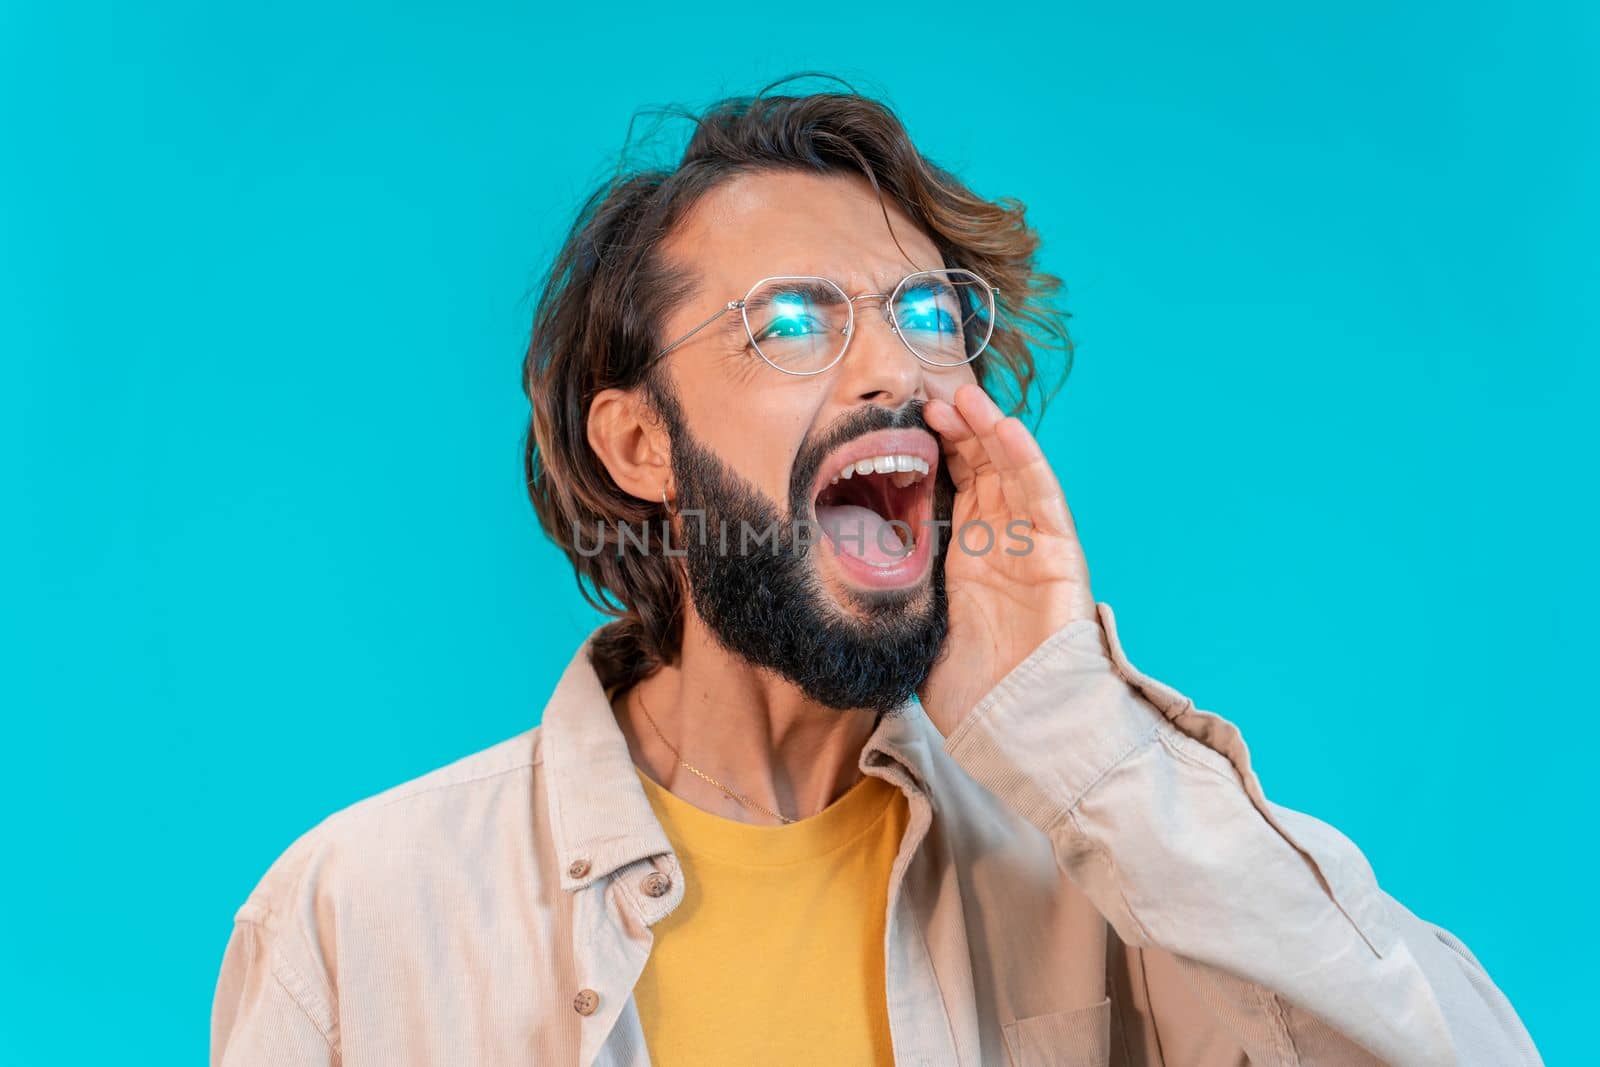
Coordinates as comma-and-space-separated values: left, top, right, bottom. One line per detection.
646, 268, 1000, 377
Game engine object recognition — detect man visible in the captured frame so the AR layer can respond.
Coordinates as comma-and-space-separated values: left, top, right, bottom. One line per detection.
211, 85, 1541, 1066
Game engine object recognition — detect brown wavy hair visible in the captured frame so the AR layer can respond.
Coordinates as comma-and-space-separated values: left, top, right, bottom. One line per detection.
520, 77, 1075, 693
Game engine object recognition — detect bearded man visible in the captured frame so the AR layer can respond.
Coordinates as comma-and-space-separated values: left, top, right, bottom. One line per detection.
211, 86, 1541, 1066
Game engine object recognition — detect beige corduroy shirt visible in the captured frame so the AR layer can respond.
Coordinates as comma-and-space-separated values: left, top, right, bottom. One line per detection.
210, 603, 1542, 1066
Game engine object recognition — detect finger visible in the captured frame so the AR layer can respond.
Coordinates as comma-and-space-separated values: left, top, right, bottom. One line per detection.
923, 397, 974, 448
933, 397, 1010, 517
924, 397, 994, 504
922, 399, 974, 488
953, 384, 1031, 515
951, 383, 1007, 452
921, 396, 966, 438
952, 383, 1013, 482
994, 416, 1079, 539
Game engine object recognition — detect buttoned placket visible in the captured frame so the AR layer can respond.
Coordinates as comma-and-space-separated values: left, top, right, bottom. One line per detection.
861, 745, 966, 1067
569, 766, 961, 1067
544, 639, 964, 1066
566, 850, 687, 1067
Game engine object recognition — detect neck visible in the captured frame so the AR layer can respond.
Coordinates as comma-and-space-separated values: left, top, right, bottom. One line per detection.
613, 612, 879, 825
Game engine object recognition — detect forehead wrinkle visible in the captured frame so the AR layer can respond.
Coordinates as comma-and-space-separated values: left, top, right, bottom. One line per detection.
860, 264, 934, 296
808, 229, 945, 294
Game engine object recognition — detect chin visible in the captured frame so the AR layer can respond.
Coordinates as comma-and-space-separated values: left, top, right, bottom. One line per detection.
809, 547, 946, 658
815, 545, 935, 617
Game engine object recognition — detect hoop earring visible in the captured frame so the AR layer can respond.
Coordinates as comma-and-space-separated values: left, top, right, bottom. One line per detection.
661, 485, 676, 517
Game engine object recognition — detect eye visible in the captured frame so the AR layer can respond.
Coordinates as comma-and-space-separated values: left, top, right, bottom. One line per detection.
754, 312, 827, 341
751, 291, 829, 342
895, 285, 960, 334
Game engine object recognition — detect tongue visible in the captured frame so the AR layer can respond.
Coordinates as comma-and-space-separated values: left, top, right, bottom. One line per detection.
816, 503, 906, 567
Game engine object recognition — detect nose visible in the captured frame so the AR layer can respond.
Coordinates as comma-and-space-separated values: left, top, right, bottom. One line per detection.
830, 294, 927, 408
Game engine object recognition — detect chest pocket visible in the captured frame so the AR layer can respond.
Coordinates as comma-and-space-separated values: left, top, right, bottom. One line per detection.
1001, 997, 1112, 1067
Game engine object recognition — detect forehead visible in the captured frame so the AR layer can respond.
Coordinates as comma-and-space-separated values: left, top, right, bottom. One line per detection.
661, 170, 946, 296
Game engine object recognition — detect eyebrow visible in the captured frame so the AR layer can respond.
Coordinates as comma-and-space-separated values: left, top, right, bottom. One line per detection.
740, 278, 850, 313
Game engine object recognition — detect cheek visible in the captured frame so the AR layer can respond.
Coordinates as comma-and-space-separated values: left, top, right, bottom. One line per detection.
926, 363, 980, 402
710, 390, 814, 496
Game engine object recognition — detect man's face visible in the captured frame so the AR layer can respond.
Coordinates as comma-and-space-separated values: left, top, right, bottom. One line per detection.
651, 170, 979, 712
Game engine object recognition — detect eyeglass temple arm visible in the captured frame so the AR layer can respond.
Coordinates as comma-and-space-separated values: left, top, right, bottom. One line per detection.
644, 301, 741, 369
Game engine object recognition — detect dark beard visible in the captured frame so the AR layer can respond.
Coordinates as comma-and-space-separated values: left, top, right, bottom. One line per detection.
648, 378, 953, 715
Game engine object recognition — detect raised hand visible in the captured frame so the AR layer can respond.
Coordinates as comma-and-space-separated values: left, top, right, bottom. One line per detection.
919, 383, 1099, 738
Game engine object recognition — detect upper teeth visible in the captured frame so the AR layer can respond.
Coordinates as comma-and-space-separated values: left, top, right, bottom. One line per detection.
830, 454, 930, 485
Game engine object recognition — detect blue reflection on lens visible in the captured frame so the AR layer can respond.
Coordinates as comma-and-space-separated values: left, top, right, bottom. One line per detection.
758, 293, 823, 339
897, 287, 959, 334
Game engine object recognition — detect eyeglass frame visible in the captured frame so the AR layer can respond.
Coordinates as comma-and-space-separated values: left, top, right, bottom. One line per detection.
643, 268, 1001, 377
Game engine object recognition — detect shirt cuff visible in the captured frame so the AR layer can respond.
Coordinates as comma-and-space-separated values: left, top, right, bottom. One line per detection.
940, 602, 1177, 835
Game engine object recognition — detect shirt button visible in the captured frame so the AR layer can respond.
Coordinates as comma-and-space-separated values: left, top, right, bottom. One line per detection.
567, 859, 591, 879
641, 872, 671, 897
572, 988, 599, 1016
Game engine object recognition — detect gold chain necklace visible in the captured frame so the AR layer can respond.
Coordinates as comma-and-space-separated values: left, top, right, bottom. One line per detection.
633, 692, 820, 825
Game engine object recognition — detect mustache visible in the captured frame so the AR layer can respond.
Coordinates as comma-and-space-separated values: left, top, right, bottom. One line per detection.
787, 400, 930, 512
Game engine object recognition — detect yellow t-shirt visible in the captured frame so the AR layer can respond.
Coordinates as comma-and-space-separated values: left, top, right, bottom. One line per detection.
632, 764, 910, 1066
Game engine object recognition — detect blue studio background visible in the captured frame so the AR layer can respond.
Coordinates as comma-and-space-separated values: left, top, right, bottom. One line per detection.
3, 2, 1593, 1062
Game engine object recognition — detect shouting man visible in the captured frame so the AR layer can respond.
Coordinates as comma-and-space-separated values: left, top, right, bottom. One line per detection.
211, 86, 1541, 1066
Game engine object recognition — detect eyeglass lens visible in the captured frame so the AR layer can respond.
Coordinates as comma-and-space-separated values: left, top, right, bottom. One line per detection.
741, 270, 994, 374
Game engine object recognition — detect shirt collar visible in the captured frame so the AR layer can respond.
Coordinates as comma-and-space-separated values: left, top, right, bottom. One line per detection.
540, 630, 937, 892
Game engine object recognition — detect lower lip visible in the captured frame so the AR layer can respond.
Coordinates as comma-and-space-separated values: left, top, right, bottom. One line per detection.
816, 518, 935, 590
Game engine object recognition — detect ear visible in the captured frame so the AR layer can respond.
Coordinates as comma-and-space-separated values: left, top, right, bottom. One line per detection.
587, 386, 673, 505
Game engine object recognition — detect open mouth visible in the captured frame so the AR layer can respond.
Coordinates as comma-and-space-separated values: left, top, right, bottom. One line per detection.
809, 429, 939, 586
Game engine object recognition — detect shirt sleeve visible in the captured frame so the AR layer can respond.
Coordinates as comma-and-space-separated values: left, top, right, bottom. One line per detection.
211, 918, 340, 1066
941, 602, 1542, 1067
